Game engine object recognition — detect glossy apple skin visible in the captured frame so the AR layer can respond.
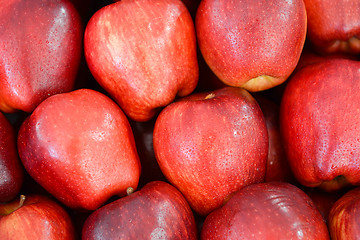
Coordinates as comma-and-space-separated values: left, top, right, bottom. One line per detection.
0, 113, 23, 202
328, 187, 360, 239
195, 0, 307, 92
84, 0, 199, 122
201, 182, 330, 240
0, 0, 83, 113
303, 0, 360, 55
280, 58, 360, 192
153, 87, 268, 216
82, 181, 198, 240
0, 195, 75, 240
17, 89, 141, 210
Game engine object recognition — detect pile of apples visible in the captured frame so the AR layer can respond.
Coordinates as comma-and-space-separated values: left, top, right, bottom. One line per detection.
1, 0, 360, 239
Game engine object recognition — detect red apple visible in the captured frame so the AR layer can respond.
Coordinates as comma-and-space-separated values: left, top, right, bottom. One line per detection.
195, 0, 307, 92
153, 87, 268, 216
0, 194, 75, 239
0, 113, 23, 202
280, 58, 360, 192
254, 95, 295, 183
0, 0, 83, 113
17, 89, 141, 210
201, 182, 330, 239
328, 187, 360, 239
303, 0, 360, 55
84, 0, 199, 122
82, 181, 198, 239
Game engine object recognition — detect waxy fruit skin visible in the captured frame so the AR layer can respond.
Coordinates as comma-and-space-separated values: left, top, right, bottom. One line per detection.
84, 0, 199, 122
82, 181, 198, 240
153, 87, 268, 216
196, 0, 307, 92
201, 182, 330, 240
328, 187, 360, 240
303, 0, 360, 55
0, 0, 83, 113
280, 58, 360, 191
0, 195, 76, 240
17, 89, 141, 210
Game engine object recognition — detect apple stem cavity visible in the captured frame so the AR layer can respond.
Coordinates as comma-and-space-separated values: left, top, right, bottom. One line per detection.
319, 175, 350, 192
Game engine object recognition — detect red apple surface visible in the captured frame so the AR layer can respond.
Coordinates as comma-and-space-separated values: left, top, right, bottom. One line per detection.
254, 95, 295, 183
201, 182, 330, 239
303, 0, 360, 55
0, 113, 23, 202
84, 0, 199, 122
0, 0, 83, 113
0, 194, 75, 240
153, 87, 268, 216
280, 58, 360, 192
17, 89, 141, 210
195, 0, 307, 92
328, 187, 360, 240
82, 181, 197, 240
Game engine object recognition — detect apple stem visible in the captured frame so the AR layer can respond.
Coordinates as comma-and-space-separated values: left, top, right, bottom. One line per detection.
205, 93, 216, 100
126, 187, 134, 196
0, 194, 26, 215
18, 195, 26, 209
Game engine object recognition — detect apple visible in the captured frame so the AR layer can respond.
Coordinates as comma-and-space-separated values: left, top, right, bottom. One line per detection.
254, 95, 295, 183
82, 181, 198, 239
84, 0, 199, 122
0, 194, 75, 240
0, 0, 83, 113
328, 187, 360, 239
303, 0, 360, 55
0, 113, 23, 203
153, 87, 268, 216
195, 0, 307, 92
17, 89, 141, 211
201, 182, 330, 239
280, 58, 360, 192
